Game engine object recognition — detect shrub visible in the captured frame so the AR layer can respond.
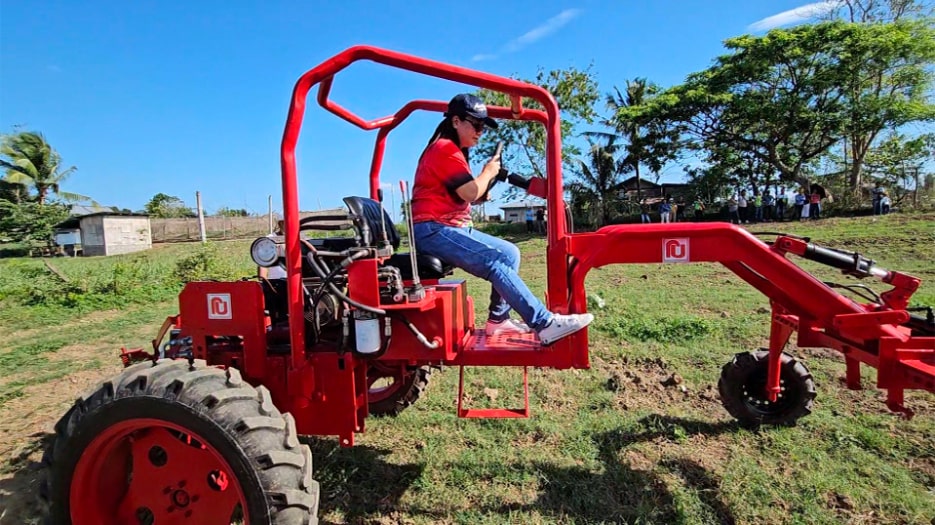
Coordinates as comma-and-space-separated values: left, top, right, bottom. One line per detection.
173, 244, 240, 283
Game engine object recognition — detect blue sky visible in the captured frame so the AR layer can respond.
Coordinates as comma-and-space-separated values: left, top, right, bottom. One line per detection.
1, 0, 860, 216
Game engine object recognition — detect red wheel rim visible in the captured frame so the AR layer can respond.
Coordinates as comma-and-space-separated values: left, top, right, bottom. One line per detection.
367, 363, 409, 404
70, 418, 249, 525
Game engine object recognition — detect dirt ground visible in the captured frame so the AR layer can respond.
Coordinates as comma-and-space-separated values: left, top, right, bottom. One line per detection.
0, 345, 124, 524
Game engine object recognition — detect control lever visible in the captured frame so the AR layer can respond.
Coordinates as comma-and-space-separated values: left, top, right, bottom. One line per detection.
376, 188, 391, 252
399, 180, 425, 301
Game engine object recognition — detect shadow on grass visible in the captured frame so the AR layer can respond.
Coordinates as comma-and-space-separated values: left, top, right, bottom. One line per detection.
1, 417, 738, 525
0, 432, 54, 524
604, 414, 741, 449
471, 415, 740, 524
301, 437, 424, 524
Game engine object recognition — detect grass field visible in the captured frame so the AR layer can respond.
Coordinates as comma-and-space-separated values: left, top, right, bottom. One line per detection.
0, 214, 933, 524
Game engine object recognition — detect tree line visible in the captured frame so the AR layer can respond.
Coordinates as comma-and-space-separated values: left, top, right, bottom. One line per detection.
3, 1, 934, 243
475, 1, 934, 226
0, 130, 252, 245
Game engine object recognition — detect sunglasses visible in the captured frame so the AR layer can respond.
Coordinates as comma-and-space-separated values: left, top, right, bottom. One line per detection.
459, 116, 486, 133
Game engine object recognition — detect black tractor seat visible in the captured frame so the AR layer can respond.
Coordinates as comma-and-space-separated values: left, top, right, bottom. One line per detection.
302, 197, 454, 280
385, 252, 453, 280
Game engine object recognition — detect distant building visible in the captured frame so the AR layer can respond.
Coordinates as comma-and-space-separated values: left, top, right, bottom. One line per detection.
499, 198, 546, 223
54, 210, 152, 256
618, 176, 691, 204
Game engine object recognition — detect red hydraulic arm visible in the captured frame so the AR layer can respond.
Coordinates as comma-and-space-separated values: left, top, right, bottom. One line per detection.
565, 223, 933, 416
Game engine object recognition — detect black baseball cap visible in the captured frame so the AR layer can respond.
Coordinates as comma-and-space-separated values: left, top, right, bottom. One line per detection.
445, 93, 498, 129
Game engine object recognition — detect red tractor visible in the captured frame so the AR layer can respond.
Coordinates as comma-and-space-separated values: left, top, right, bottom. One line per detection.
42, 46, 934, 524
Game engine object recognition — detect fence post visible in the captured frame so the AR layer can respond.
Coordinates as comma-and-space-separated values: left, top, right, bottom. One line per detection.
196, 191, 207, 243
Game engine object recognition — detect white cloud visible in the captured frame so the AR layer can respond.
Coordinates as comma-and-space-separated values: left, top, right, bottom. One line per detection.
747, 1, 840, 32
472, 8, 582, 62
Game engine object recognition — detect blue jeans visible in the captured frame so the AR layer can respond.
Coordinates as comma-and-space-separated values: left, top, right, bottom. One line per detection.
413, 221, 552, 330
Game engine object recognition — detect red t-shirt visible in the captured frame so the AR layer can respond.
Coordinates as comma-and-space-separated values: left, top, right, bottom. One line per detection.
810, 193, 820, 204
411, 138, 475, 227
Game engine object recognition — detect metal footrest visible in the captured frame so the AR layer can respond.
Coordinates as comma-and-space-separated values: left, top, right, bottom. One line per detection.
457, 366, 530, 418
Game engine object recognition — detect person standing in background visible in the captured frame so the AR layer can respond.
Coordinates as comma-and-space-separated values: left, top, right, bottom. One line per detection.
776, 187, 787, 221
659, 198, 672, 223
794, 188, 806, 221
727, 196, 740, 224
809, 188, 821, 220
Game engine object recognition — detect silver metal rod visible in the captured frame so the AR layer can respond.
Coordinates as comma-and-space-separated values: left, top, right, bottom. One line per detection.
400, 180, 423, 293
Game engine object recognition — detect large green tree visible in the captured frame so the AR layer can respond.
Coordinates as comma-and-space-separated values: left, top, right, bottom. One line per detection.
622, 21, 935, 190
144, 193, 195, 218
863, 131, 934, 205
0, 131, 93, 205
835, 19, 935, 191
472, 66, 600, 197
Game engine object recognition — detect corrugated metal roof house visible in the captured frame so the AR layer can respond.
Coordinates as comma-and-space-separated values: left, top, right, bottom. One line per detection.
54, 211, 152, 256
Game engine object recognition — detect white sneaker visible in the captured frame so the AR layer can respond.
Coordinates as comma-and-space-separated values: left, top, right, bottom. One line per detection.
537, 313, 594, 345
485, 318, 533, 336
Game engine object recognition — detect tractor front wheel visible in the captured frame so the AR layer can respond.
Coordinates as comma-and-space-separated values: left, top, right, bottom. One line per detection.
718, 350, 817, 427
367, 362, 433, 417
41, 359, 319, 524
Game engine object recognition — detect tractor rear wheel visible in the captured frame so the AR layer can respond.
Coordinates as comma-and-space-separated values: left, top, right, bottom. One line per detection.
40, 359, 319, 524
367, 362, 433, 417
718, 350, 817, 427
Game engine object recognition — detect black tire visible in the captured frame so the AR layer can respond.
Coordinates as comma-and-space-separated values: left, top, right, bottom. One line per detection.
718, 350, 817, 427
40, 359, 319, 524
367, 364, 433, 417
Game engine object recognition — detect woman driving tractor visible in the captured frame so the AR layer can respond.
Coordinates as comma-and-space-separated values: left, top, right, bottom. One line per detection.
410, 93, 593, 345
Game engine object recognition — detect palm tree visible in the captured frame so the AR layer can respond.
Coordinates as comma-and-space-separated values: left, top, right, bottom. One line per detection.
566, 135, 627, 226
606, 79, 651, 203
0, 131, 92, 205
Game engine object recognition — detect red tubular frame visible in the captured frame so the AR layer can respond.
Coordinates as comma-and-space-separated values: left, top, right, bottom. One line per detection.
279, 45, 932, 425
280, 45, 565, 373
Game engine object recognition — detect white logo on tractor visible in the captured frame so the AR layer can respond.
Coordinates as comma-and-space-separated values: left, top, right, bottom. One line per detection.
663, 238, 690, 263
207, 293, 232, 319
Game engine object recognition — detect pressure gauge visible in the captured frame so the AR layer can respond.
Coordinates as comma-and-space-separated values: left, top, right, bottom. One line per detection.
250, 237, 282, 267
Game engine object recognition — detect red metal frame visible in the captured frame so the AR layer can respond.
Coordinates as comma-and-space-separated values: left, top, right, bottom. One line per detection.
280, 45, 568, 369
142, 45, 931, 446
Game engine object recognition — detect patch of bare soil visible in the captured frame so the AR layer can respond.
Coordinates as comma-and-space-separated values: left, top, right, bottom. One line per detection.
592, 355, 723, 414
0, 343, 123, 524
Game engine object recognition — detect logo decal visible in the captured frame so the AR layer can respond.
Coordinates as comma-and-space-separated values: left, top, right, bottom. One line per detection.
663, 238, 690, 263
207, 293, 232, 319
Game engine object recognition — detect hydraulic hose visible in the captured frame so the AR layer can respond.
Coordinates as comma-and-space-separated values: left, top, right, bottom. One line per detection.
300, 239, 439, 349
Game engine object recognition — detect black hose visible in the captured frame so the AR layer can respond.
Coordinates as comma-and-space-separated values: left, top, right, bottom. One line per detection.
304, 247, 386, 315
300, 240, 439, 348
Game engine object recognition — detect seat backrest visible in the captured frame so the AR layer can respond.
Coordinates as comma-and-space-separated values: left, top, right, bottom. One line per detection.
343, 196, 400, 250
